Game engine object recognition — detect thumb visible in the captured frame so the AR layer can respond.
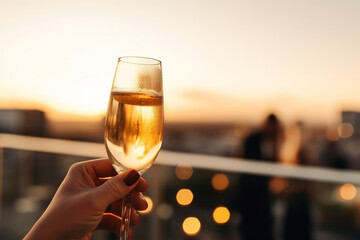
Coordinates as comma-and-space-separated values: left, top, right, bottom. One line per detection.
95, 170, 140, 206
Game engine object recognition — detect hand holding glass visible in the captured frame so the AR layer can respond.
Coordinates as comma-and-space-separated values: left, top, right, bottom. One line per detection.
104, 57, 164, 239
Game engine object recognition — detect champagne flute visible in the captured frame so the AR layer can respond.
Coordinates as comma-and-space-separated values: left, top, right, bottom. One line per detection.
104, 56, 163, 240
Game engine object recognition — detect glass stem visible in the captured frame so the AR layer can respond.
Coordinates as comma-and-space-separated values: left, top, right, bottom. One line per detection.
120, 193, 132, 240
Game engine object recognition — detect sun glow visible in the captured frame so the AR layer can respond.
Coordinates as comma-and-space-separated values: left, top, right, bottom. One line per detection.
1, 1, 360, 124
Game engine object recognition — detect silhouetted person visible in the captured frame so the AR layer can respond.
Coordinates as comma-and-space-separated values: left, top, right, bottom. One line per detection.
279, 121, 315, 240
282, 185, 312, 240
282, 123, 313, 240
236, 114, 282, 240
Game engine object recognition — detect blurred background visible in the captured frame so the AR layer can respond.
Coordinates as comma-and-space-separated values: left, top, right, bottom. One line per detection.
1, 0, 360, 239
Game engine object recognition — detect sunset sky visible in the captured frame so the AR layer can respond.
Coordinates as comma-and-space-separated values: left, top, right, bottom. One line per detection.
1, 0, 360, 124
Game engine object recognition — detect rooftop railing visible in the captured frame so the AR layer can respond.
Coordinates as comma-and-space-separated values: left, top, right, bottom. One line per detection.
1, 133, 360, 185
1, 133, 360, 239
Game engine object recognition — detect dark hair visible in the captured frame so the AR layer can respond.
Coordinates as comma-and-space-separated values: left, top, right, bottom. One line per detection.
266, 113, 278, 124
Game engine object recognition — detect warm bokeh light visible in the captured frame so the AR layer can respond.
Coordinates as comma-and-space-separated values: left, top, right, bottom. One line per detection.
156, 203, 174, 220
176, 188, 194, 206
175, 163, 193, 180
269, 177, 289, 194
326, 126, 340, 141
213, 206, 230, 224
14, 198, 40, 213
182, 217, 201, 236
211, 173, 229, 191
279, 123, 302, 164
338, 183, 357, 201
337, 123, 354, 139
138, 196, 153, 215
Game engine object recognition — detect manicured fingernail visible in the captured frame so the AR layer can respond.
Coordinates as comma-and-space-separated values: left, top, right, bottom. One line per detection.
123, 170, 140, 186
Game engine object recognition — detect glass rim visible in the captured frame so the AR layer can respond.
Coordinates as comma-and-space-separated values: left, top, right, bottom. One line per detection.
118, 56, 161, 65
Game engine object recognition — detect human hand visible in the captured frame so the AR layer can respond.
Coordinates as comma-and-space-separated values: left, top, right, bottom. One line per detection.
24, 158, 148, 240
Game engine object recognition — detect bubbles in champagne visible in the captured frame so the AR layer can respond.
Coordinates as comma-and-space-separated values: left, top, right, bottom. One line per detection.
104, 91, 163, 173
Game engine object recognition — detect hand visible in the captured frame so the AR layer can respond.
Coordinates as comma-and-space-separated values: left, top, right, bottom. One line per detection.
24, 158, 148, 240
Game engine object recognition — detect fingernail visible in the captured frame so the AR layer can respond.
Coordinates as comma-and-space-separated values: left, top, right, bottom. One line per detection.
123, 170, 140, 186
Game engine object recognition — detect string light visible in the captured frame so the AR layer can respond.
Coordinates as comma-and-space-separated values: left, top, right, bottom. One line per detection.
176, 188, 194, 206
175, 163, 193, 180
182, 217, 201, 236
211, 173, 229, 191
338, 183, 357, 201
213, 206, 230, 224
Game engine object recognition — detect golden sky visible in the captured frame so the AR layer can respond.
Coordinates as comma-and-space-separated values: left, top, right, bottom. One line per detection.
1, 0, 360, 124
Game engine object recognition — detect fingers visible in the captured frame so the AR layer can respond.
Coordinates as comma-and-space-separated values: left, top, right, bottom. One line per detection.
134, 178, 149, 192
73, 159, 149, 191
99, 176, 148, 191
95, 169, 140, 207
97, 213, 136, 239
131, 192, 148, 211
76, 158, 148, 210
106, 206, 141, 225
106, 192, 148, 216
84, 158, 118, 178
130, 208, 142, 226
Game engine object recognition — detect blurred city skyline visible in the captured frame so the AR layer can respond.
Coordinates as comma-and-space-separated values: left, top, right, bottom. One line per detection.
1, 0, 360, 125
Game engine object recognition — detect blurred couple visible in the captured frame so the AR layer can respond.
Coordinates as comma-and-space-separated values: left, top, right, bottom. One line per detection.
235, 113, 313, 240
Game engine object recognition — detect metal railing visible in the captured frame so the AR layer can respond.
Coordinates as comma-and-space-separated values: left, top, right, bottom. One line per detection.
1, 133, 360, 185
1, 133, 360, 239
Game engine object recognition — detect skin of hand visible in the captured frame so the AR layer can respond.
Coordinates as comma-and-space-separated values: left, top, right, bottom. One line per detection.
24, 158, 148, 240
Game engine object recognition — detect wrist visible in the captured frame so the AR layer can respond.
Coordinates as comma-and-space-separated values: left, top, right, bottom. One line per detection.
24, 213, 62, 240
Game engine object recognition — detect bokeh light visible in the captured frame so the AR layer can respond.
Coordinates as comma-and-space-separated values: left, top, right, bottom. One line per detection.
176, 188, 194, 206
326, 126, 340, 141
138, 196, 153, 215
14, 198, 40, 213
182, 217, 201, 236
279, 123, 302, 165
213, 206, 230, 224
269, 177, 289, 194
156, 203, 174, 220
338, 183, 357, 201
175, 163, 193, 180
337, 123, 354, 139
211, 173, 229, 191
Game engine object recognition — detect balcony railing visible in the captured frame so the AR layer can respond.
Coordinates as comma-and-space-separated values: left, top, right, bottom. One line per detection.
1, 133, 360, 185
1, 133, 360, 240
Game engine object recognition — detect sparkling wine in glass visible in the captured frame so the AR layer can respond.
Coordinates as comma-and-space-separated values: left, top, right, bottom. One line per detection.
104, 56, 163, 239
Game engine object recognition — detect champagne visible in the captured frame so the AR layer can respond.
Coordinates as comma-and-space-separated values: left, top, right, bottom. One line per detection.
105, 91, 164, 174
105, 57, 163, 240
